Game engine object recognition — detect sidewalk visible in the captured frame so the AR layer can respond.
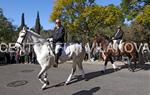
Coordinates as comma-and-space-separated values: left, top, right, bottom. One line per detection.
67, 60, 127, 65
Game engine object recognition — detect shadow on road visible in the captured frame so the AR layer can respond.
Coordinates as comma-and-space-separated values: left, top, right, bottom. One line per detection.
45, 68, 119, 90
44, 63, 150, 90
116, 62, 150, 72
72, 87, 101, 95
134, 63, 150, 72
85, 68, 119, 81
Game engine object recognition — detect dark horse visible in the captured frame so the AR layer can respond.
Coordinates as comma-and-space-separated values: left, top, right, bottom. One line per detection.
91, 34, 138, 72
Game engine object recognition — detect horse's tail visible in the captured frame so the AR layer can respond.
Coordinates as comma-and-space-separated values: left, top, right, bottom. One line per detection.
78, 43, 86, 61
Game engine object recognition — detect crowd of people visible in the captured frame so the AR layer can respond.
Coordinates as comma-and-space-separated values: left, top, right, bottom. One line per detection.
0, 48, 37, 64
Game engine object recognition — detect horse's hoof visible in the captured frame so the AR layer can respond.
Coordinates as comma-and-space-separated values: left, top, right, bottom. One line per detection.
41, 84, 47, 90
132, 69, 135, 72
41, 87, 46, 90
46, 81, 50, 85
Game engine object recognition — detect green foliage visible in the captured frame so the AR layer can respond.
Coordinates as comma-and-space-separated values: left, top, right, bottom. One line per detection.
0, 8, 17, 43
50, 0, 97, 42
120, 0, 131, 15
40, 29, 52, 38
120, 0, 150, 43
121, 0, 150, 20
135, 5, 150, 29
50, 0, 123, 42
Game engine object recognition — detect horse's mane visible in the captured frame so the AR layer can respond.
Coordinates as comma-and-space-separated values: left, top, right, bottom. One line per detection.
28, 29, 45, 39
98, 34, 110, 41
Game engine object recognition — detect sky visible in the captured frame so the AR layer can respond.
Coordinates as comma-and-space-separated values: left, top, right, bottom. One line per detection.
0, 0, 121, 30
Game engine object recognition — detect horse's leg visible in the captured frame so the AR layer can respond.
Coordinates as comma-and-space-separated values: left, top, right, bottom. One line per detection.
65, 63, 76, 85
109, 56, 117, 71
43, 72, 49, 85
126, 56, 132, 71
38, 67, 46, 84
101, 56, 109, 73
133, 61, 137, 72
39, 72, 50, 90
38, 65, 49, 90
131, 54, 137, 72
77, 61, 85, 79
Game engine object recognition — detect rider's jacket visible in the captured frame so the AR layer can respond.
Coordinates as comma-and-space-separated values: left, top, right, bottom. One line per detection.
51, 25, 65, 43
114, 29, 124, 40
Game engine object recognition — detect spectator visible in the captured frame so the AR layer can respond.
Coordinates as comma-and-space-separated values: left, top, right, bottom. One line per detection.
24, 52, 29, 64
16, 49, 20, 64
20, 49, 25, 64
28, 51, 32, 64
5, 52, 10, 64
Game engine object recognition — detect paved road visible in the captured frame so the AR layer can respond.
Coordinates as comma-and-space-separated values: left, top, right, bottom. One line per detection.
0, 61, 149, 95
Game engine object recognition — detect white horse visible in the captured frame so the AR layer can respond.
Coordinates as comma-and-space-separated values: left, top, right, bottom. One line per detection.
15, 27, 86, 90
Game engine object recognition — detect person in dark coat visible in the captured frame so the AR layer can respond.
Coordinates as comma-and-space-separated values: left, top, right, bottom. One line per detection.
51, 19, 65, 68
112, 25, 124, 44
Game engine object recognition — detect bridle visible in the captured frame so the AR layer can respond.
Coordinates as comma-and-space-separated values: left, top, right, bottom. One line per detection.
16, 31, 27, 46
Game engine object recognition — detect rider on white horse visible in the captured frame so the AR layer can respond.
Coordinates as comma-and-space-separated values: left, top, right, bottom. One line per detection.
112, 25, 124, 52
15, 26, 85, 90
50, 19, 65, 68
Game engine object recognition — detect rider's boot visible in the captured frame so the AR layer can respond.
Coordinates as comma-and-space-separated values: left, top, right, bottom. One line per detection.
53, 54, 59, 68
53, 49, 61, 68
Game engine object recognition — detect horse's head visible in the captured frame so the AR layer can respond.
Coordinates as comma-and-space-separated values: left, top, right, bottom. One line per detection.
91, 34, 109, 53
15, 27, 28, 48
